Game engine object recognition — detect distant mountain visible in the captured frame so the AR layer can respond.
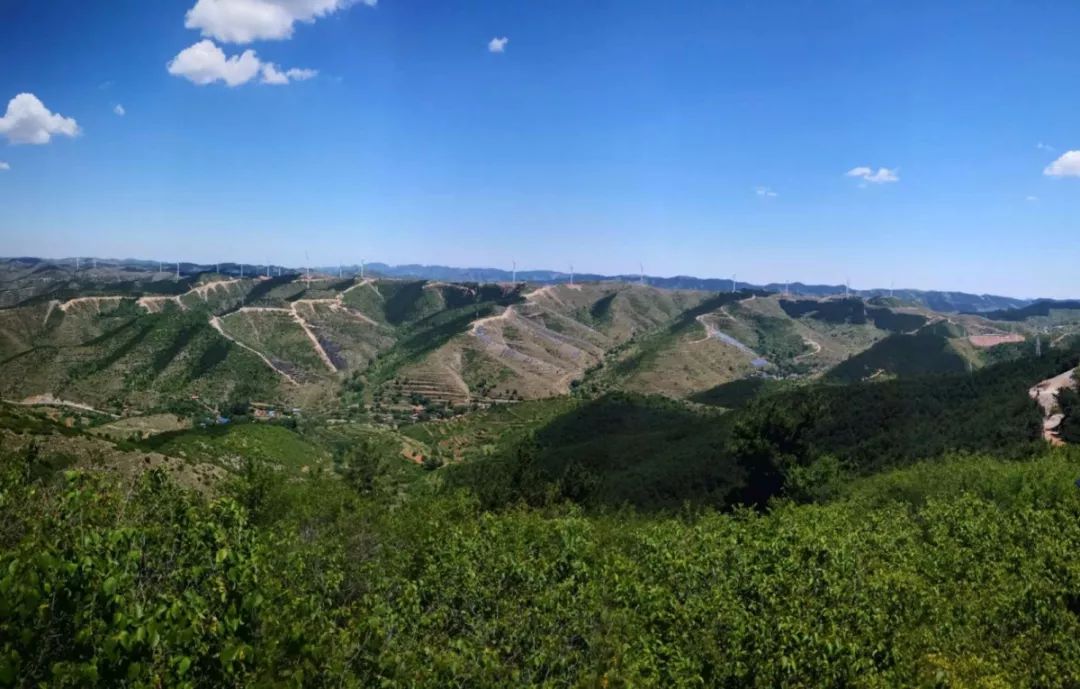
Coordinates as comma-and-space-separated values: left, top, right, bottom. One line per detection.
973, 299, 1080, 321
0, 257, 1037, 314
359, 263, 1034, 313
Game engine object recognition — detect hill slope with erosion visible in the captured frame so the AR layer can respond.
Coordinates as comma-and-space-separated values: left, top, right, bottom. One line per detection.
0, 261, 1044, 422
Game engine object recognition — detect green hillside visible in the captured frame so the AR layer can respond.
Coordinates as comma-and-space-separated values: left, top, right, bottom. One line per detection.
825, 326, 968, 382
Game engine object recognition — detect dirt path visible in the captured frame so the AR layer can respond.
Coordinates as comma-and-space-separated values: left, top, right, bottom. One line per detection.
133, 279, 245, 314
209, 316, 299, 385
42, 300, 59, 324
294, 297, 378, 326
228, 306, 337, 372
424, 281, 476, 296
188, 279, 242, 299
340, 278, 375, 297
58, 296, 125, 313
287, 303, 338, 371
690, 314, 762, 362
137, 295, 185, 313
1029, 368, 1078, 446
794, 336, 822, 362
9, 393, 120, 418
469, 306, 515, 336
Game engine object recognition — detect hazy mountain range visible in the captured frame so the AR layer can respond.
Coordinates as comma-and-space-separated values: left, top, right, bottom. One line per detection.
5, 256, 1039, 314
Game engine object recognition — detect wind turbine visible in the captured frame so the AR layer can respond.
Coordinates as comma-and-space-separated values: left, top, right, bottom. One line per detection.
305, 251, 311, 287
844, 278, 850, 299
731, 274, 737, 293
512, 260, 517, 284
360, 259, 365, 279
175, 261, 180, 280
75, 257, 80, 272
569, 264, 574, 286
639, 263, 645, 286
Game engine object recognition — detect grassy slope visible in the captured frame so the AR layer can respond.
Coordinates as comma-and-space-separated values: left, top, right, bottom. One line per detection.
138, 422, 329, 474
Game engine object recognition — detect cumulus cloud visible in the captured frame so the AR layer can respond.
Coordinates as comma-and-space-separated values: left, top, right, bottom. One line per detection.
0, 161, 9, 171
0, 93, 80, 145
845, 166, 899, 184
168, 40, 315, 86
185, 0, 375, 44
168, 40, 261, 86
1036, 141, 1055, 152
488, 36, 509, 53
260, 63, 317, 84
754, 186, 777, 198
113, 104, 126, 116
1043, 150, 1080, 178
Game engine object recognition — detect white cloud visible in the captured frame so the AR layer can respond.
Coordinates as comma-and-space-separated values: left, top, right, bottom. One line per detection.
260, 63, 290, 84
488, 36, 509, 53
168, 40, 261, 86
168, 40, 315, 87
845, 166, 899, 184
285, 67, 317, 81
260, 63, 318, 84
1026, 195, 1039, 202
0, 93, 80, 145
184, 0, 375, 44
1043, 150, 1080, 178
113, 104, 126, 116
754, 186, 777, 198
1036, 141, 1055, 152
0, 161, 9, 171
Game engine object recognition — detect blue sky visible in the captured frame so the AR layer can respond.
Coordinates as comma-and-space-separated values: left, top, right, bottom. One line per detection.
1, 0, 1078, 298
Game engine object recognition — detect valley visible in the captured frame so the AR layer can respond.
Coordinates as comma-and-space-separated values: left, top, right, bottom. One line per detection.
3, 256, 1080, 688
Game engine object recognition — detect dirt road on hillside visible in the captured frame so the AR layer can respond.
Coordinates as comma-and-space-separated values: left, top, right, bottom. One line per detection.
1029, 368, 1078, 446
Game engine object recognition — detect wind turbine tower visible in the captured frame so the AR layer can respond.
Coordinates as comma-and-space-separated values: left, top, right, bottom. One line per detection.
360, 260, 365, 279
639, 263, 645, 286
569, 264, 574, 286
175, 262, 180, 280
731, 274, 737, 293
512, 260, 517, 284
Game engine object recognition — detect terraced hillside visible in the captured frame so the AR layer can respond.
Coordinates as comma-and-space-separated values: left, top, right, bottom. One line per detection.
1, 261, 1058, 420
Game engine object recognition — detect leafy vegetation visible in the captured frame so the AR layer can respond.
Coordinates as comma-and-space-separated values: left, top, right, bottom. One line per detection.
825, 328, 968, 382
5, 436, 1080, 687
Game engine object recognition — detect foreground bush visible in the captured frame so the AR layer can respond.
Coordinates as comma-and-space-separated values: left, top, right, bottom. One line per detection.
4, 448, 1080, 687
